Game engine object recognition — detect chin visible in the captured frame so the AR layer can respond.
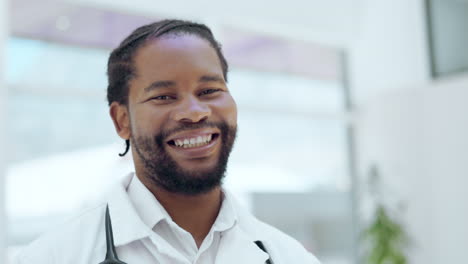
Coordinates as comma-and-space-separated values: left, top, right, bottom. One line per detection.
177, 163, 219, 176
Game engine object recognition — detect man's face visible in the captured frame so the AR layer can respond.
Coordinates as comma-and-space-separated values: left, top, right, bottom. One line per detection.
119, 34, 237, 195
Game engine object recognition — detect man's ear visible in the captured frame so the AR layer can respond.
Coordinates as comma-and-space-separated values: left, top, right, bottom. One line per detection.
110, 102, 131, 140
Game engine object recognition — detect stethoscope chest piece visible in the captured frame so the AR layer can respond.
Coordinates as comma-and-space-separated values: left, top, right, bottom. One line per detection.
99, 205, 128, 264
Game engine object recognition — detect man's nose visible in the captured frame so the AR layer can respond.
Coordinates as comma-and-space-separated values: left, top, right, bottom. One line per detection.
173, 96, 211, 123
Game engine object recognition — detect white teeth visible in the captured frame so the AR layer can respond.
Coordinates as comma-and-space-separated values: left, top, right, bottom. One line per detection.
172, 134, 214, 148
194, 136, 202, 147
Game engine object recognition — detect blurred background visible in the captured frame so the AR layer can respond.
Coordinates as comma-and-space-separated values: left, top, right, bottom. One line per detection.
0, 0, 467, 263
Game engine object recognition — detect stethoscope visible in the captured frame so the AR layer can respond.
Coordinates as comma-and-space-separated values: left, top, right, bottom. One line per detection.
99, 205, 274, 264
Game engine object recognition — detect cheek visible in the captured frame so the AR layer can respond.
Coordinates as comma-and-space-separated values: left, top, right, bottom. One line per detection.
216, 95, 237, 125
130, 106, 168, 136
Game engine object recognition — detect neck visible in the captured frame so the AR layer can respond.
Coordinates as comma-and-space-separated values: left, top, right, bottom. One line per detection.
138, 174, 222, 248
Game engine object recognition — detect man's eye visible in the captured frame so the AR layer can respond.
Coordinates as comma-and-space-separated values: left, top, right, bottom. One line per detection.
152, 95, 173, 100
200, 89, 221, 96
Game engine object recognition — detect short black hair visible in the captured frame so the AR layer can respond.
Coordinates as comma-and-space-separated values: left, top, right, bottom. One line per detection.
107, 19, 229, 156
106, 19, 229, 106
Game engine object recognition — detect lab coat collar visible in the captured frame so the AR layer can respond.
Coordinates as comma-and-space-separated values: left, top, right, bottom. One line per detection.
106, 173, 152, 246
127, 173, 171, 229
215, 223, 270, 264
218, 191, 272, 263
105, 173, 270, 263
129, 173, 237, 234
211, 190, 238, 233
223, 190, 268, 242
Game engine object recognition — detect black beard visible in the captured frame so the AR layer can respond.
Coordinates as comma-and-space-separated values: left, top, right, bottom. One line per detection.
132, 121, 237, 195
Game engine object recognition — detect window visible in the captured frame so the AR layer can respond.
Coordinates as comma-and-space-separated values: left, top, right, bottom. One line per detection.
426, 0, 468, 77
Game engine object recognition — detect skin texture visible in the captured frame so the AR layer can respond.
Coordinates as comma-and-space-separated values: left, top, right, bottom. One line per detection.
109, 34, 238, 247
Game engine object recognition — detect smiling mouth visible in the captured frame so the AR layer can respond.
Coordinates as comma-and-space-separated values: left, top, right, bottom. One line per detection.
167, 133, 220, 149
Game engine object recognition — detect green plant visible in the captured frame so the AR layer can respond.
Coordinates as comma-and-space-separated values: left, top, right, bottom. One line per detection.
361, 165, 409, 264
362, 205, 408, 264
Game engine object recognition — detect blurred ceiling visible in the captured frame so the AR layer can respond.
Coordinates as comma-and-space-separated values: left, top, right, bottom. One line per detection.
62, 0, 364, 47
10, 0, 344, 80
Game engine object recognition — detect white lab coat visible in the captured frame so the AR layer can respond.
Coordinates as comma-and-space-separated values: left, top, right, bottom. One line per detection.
15, 173, 321, 264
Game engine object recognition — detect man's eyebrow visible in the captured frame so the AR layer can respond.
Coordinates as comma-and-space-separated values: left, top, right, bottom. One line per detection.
144, 80, 175, 93
198, 75, 226, 84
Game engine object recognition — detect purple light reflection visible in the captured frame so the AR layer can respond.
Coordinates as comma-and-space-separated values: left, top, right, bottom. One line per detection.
10, 0, 342, 81
223, 27, 341, 81
10, 0, 155, 49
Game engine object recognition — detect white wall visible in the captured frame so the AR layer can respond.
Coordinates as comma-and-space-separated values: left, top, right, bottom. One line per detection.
421, 75, 468, 263
349, 0, 430, 104
351, 0, 468, 263
0, 0, 8, 262
356, 73, 468, 264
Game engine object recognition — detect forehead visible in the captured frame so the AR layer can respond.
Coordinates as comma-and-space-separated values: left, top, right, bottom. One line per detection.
132, 34, 224, 80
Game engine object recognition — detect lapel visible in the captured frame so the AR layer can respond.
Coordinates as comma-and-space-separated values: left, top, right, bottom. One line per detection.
106, 173, 151, 246
215, 224, 269, 264
102, 176, 273, 263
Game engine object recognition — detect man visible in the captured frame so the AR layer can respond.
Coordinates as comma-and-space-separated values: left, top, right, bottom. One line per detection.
15, 19, 321, 264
